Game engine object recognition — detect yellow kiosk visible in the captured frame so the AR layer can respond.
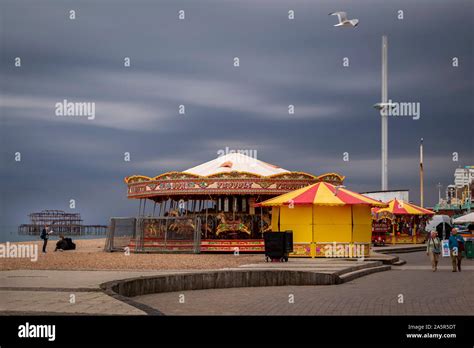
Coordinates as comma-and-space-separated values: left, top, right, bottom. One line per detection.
257, 182, 387, 257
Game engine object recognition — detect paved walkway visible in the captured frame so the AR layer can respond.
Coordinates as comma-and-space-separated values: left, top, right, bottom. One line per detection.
0, 290, 146, 315
134, 252, 474, 315
0, 269, 198, 289
0, 259, 385, 315
4, 251, 464, 316
0, 270, 199, 315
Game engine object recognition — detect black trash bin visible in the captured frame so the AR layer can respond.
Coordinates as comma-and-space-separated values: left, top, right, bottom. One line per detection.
264, 231, 293, 262
284, 230, 293, 254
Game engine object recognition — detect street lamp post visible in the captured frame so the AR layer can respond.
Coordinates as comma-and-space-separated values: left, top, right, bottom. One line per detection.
465, 167, 472, 213
373, 36, 390, 191
420, 138, 424, 208
381, 35, 388, 191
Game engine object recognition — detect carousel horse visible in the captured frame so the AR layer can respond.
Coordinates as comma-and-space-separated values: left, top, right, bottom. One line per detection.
168, 209, 180, 217
216, 212, 251, 236
168, 210, 195, 234
144, 220, 165, 238
201, 222, 214, 238
259, 214, 272, 233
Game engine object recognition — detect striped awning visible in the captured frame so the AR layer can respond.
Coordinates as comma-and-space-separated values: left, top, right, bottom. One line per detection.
257, 182, 387, 207
373, 199, 435, 215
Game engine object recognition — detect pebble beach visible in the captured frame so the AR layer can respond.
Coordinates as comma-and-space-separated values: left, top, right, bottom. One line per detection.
0, 238, 262, 271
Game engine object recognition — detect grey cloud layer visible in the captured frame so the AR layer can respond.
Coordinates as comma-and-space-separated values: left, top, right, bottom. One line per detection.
1, 0, 473, 231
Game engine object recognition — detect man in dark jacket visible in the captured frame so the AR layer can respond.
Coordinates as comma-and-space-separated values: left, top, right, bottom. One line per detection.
40, 225, 52, 253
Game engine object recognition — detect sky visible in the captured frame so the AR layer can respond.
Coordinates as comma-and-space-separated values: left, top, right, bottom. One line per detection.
1, 0, 473, 238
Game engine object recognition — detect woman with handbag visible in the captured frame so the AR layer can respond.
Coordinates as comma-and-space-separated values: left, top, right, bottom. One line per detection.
426, 231, 441, 272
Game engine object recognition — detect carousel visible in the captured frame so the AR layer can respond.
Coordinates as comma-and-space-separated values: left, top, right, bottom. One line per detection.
124, 153, 345, 252
371, 199, 435, 245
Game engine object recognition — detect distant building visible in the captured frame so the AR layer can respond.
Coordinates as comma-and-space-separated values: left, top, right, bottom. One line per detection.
360, 190, 409, 203
446, 185, 457, 204
435, 166, 473, 215
454, 167, 474, 187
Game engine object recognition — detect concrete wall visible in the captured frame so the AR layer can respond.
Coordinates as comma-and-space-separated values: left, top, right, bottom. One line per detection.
102, 270, 338, 298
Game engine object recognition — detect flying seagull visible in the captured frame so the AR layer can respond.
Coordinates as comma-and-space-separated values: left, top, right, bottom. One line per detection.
373, 102, 396, 111
329, 11, 359, 27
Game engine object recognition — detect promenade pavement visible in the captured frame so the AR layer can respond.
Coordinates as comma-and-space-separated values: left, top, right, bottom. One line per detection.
1, 258, 387, 315
134, 252, 474, 315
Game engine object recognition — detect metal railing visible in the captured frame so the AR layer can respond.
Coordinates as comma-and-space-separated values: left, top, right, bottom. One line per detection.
133, 216, 201, 253
106, 216, 201, 253
104, 217, 136, 252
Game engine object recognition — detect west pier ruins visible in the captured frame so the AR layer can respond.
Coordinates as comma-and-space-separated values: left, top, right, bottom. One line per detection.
18, 209, 107, 236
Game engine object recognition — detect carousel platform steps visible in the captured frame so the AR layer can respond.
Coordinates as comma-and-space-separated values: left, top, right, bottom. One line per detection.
338, 265, 392, 283
237, 260, 381, 274
362, 253, 400, 265
373, 244, 426, 254
392, 259, 407, 266
238, 259, 390, 282
101, 260, 392, 298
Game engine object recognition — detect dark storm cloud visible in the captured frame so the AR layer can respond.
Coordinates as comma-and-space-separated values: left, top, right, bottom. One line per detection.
1, 0, 473, 235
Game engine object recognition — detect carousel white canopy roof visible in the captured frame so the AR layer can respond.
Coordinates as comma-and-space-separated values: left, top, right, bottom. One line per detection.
183, 153, 290, 177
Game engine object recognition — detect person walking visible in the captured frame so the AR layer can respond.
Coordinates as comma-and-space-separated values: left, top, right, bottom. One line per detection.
448, 228, 465, 272
426, 231, 441, 271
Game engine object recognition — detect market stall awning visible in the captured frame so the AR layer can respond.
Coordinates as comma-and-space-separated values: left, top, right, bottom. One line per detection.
256, 182, 387, 207
373, 199, 435, 215
453, 212, 474, 224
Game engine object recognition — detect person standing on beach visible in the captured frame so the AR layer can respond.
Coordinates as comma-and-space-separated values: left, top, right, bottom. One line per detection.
426, 231, 441, 271
40, 225, 53, 253
448, 228, 465, 272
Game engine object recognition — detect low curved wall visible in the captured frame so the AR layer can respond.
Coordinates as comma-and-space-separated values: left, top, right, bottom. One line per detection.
101, 270, 339, 298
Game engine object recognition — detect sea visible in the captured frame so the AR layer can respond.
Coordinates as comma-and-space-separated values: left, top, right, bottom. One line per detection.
1, 225, 105, 243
